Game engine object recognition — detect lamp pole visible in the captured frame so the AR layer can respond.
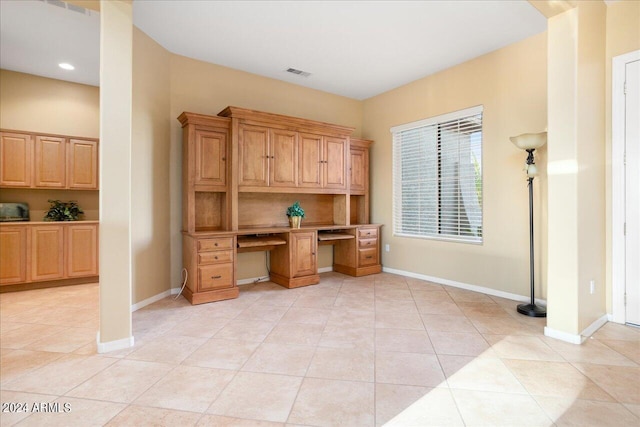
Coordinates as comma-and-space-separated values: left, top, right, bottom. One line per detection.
517, 148, 546, 317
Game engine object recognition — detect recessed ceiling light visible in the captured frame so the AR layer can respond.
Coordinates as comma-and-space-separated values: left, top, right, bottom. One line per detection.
58, 63, 75, 70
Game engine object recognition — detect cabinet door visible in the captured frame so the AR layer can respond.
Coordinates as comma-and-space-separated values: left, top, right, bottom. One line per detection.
350, 146, 367, 194
68, 139, 98, 189
324, 136, 347, 190
34, 135, 66, 188
67, 224, 98, 277
0, 132, 32, 187
238, 124, 269, 187
290, 231, 317, 277
269, 129, 297, 187
0, 226, 27, 285
30, 225, 64, 281
195, 129, 227, 188
298, 133, 323, 188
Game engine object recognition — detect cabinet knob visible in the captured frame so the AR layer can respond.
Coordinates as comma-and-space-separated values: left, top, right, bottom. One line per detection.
214, 256, 218, 260
222, 157, 226, 161
214, 242, 218, 246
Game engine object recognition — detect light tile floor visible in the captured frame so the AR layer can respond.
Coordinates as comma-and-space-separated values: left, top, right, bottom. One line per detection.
1, 272, 639, 426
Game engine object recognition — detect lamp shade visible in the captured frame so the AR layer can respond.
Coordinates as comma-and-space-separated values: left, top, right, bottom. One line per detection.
510, 132, 547, 150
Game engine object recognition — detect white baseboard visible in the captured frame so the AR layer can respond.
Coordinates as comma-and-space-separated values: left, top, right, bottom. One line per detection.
318, 266, 333, 273
544, 326, 583, 344
544, 314, 608, 345
381, 266, 547, 306
130, 289, 172, 312
96, 332, 134, 354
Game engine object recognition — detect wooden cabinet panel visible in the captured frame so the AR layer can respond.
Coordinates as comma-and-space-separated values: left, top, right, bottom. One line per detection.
358, 247, 378, 266
198, 250, 233, 264
0, 226, 27, 285
35, 136, 66, 188
290, 231, 317, 278
0, 132, 32, 187
270, 129, 297, 187
350, 146, 366, 194
239, 124, 269, 187
198, 237, 234, 251
298, 133, 322, 188
67, 224, 99, 277
195, 129, 226, 188
324, 136, 346, 189
198, 263, 234, 291
68, 139, 98, 189
30, 225, 64, 281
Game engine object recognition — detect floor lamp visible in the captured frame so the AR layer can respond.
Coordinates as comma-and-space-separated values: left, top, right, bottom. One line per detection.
510, 132, 547, 317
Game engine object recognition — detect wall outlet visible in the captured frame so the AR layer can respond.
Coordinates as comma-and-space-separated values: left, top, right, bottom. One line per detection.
385, 244, 390, 252
590, 280, 595, 294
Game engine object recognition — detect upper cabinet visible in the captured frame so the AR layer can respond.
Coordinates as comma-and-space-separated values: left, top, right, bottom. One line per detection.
298, 134, 347, 190
0, 130, 99, 190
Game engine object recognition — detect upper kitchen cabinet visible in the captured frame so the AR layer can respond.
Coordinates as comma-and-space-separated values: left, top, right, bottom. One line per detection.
298, 133, 346, 190
0, 130, 99, 190
0, 132, 33, 187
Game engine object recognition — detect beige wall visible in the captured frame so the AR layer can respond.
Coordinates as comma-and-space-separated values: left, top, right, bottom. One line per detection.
605, 0, 640, 312
0, 70, 100, 220
131, 28, 172, 303
362, 32, 548, 299
168, 54, 363, 282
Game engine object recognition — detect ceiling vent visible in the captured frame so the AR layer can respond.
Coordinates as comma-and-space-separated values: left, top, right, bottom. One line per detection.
286, 68, 312, 78
41, 0, 92, 16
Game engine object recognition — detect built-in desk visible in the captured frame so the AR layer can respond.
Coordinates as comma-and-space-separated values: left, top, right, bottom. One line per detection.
182, 224, 382, 304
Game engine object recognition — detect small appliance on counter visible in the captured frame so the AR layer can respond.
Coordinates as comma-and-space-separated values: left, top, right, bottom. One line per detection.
0, 203, 30, 222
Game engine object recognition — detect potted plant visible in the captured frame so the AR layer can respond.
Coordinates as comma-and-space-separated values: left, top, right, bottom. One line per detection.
286, 201, 305, 228
43, 200, 84, 221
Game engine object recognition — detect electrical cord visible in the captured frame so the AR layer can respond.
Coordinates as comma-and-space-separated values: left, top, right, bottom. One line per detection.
173, 268, 188, 300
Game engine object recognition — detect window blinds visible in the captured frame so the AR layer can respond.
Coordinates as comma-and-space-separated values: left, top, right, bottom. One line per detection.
391, 106, 483, 243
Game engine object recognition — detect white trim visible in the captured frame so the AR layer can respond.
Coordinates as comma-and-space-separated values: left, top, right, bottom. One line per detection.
612, 50, 640, 324
544, 326, 583, 344
318, 266, 333, 274
130, 289, 172, 312
544, 314, 608, 345
96, 332, 134, 354
390, 105, 483, 134
382, 266, 546, 305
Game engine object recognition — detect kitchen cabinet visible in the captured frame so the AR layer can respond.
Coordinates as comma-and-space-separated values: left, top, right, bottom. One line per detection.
0, 132, 32, 187
195, 129, 227, 188
298, 133, 346, 190
0, 226, 27, 285
68, 139, 98, 189
35, 135, 66, 188
0, 130, 98, 190
30, 225, 65, 281
67, 223, 99, 277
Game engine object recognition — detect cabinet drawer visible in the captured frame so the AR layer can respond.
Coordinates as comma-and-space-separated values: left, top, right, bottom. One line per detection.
198, 250, 233, 265
358, 248, 378, 266
358, 228, 378, 239
358, 238, 377, 249
198, 237, 234, 252
198, 263, 234, 291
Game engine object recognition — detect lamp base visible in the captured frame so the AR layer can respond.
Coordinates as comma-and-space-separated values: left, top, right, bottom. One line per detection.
517, 303, 546, 318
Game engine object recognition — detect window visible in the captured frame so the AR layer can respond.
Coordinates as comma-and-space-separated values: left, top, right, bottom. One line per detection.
391, 106, 483, 243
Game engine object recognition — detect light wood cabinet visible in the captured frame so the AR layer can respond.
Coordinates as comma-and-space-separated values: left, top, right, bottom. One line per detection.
0, 222, 99, 287
0, 132, 32, 187
195, 129, 227, 188
34, 136, 66, 188
0, 226, 27, 285
349, 138, 373, 225
270, 129, 298, 187
182, 234, 238, 304
333, 225, 382, 277
68, 139, 98, 189
67, 224, 99, 277
0, 130, 98, 190
270, 230, 319, 288
298, 134, 346, 190
30, 225, 65, 281
238, 124, 269, 187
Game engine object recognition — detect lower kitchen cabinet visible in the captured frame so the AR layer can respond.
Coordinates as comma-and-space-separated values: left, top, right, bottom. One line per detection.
0, 226, 27, 284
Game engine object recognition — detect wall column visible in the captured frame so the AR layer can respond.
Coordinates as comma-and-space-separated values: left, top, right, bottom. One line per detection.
545, 1, 607, 343
98, 0, 133, 352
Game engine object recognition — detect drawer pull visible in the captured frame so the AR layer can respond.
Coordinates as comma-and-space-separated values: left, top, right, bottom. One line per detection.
214, 242, 218, 247
366, 256, 373, 259
211, 275, 222, 279
214, 256, 218, 260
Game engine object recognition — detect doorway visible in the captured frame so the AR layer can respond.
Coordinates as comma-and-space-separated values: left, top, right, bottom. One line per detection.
612, 50, 640, 326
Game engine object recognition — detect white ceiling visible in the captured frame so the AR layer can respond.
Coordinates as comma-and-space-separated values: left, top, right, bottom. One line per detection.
0, 0, 547, 100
